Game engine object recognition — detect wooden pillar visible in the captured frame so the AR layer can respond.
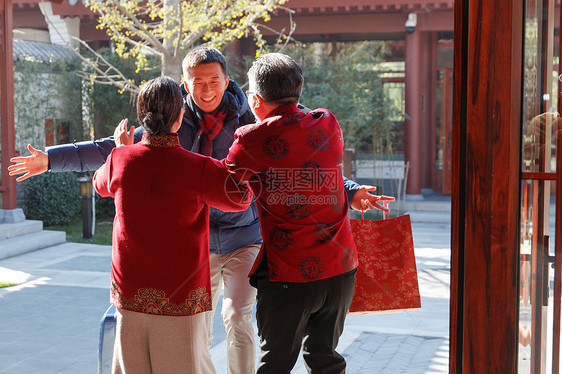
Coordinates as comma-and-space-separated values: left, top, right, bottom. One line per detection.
450, 0, 522, 372
405, 27, 423, 196
0, 0, 17, 210
421, 32, 435, 190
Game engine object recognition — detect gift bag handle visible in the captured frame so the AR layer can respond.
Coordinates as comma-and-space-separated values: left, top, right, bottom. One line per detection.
383, 200, 390, 220
361, 200, 390, 220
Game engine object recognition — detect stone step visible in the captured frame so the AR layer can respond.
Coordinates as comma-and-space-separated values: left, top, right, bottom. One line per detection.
0, 230, 66, 260
0, 220, 43, 240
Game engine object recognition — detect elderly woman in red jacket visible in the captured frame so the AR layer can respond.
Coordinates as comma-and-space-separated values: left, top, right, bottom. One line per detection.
93, 76, 252, 374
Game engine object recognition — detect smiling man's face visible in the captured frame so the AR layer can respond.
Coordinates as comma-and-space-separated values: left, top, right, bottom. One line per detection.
184, 62, 230, 113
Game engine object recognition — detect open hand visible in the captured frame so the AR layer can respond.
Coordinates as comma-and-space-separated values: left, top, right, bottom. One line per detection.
113, 118, 135, 147
8, 144, 49, 182
350, 185, 396, 212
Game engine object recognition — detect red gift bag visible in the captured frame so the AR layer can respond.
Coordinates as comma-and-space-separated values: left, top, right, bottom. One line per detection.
348, 213, 421, 314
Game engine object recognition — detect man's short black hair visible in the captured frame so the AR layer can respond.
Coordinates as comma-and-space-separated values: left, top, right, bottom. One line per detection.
182, 47, 228, 79
248, 53, 303, 104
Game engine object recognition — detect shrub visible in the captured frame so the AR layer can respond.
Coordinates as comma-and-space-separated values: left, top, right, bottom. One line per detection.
24, 172, 81, 226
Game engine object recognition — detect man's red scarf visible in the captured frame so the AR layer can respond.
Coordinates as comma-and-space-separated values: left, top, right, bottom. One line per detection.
187, 94, 229, 156
197, 111, 227, 155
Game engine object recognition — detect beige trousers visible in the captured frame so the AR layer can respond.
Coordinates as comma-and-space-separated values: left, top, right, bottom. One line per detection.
112, 308, 216, 374
206, 244, 260, 374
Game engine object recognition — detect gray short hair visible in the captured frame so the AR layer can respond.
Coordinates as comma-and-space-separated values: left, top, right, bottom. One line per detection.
248, 53, 303, 104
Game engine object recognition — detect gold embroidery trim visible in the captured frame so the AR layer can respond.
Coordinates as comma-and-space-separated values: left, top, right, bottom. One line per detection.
140, 133, 180, 147
110, 281, 212, 316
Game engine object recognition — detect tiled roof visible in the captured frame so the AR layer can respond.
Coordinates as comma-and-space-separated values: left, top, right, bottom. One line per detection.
284, 0, 455, 13
12, 40, 76, 62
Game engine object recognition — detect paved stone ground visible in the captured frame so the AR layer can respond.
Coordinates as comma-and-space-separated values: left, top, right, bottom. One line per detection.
0, 219, 450, 373
342, 332, 448, 374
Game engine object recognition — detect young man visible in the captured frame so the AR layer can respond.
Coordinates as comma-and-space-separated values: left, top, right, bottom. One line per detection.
9, 47, 390, 373
223, 53, 393, 373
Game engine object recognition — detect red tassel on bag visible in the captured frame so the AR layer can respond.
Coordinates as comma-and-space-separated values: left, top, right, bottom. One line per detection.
349, 202, 421, 315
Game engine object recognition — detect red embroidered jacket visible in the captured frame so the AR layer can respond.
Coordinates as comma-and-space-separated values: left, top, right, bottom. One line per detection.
93, 133, 252, 316
225, 104, 358, 283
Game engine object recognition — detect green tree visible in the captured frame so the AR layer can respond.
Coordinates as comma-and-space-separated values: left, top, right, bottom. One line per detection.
288, 41, 403, 154
87, 48, 161, 137
78, 0, 293, 93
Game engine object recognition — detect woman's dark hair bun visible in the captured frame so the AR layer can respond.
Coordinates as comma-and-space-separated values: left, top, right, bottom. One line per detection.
142, 111, 165, 129
137, 76, 183, 136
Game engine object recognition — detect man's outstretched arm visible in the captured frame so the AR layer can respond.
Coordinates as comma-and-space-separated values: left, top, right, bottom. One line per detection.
8, 120, 143, 180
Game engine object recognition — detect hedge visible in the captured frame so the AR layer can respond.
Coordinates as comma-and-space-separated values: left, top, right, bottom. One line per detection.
24, 172, 81, 226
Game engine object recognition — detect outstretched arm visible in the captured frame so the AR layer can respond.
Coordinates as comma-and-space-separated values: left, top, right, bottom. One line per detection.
8, 144, 49, 182
202, 157, 253, 212
9, 119, 142, 181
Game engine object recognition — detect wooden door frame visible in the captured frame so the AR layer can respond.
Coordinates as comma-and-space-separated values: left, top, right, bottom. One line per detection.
450, 0, 523, 372
444, 68, 453, 195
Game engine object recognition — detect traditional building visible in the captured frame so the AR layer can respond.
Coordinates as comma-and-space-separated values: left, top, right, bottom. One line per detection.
3, 0, 456, 202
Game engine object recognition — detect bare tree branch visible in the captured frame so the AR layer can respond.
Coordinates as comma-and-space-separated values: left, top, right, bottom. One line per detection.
72, 37, 140, 94
39, 0, 140, 93
43, 0, 297, 94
